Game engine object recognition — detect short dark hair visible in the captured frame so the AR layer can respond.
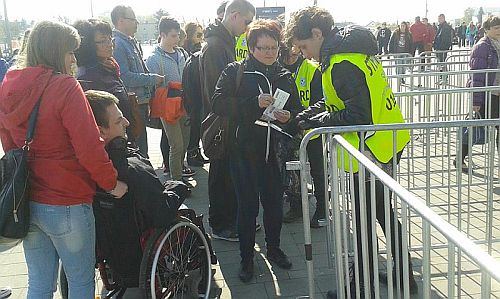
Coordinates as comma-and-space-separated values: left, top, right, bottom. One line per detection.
159, 17, 180, 35
85, 90, 119, 128
73, 19, 112, 67
224, 0, 256, 19
217, 1, 228, 16
111, 5, 132, 26
184, 22, 202, 40
284, 6, 333, 44
247, 19, 282, 50
483, 15, 500, 30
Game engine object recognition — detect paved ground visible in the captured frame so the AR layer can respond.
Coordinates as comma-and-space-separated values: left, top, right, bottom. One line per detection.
3, 117, 500, 298
0, 128, 334, 298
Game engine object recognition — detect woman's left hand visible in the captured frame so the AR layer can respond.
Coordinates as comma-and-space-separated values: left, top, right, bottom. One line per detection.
274, 109, 291, 123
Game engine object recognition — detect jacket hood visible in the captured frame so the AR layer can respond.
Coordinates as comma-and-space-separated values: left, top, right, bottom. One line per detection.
0, 66, 54, 131
204, 20, 235, 47
320, 25, 378, 66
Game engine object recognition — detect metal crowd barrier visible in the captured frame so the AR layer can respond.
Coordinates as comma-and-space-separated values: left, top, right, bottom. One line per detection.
379, 48, 471, 78
393, 84, 500, 124
288, 119, 500, 299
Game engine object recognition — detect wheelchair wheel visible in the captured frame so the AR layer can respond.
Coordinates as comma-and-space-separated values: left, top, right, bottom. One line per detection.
139, 219, 212, 299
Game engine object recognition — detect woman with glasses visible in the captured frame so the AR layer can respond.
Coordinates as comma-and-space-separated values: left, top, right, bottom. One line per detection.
73, 19, 134, 140
212, 19, 302, 282
183, 22, 203, 54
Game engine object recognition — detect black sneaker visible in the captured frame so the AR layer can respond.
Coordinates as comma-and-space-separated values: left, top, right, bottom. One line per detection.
453, 159, 470, 173
187, 153, 204, 167
182, 166, 196, 177
239, 260, 254, 283
283, 206, 302, 223
310, 209, 326, 228
266, 247, 292, 270
379, 269, 418, 294
326, 281, 374, 298
212, 229, 239, 242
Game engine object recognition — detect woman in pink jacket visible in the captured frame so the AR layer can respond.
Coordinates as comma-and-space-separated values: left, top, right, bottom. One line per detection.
0, 21, 127, 298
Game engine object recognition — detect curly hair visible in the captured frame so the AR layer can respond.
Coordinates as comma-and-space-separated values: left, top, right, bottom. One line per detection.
246, 19, 282, 50
73, 19, 112, 67
284, 6, 334, 45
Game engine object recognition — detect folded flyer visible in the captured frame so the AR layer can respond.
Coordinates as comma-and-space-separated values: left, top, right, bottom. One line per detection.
261, 88, 290, 121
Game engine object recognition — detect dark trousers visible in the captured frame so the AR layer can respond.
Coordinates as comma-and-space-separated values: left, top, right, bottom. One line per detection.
208, 156, 237, 231
459, 37, 466, 48
290, 138, 326, 211
160, 130, 169, 167
230, 152, 283, 262
187, 108, 202, 153
308, 138, 326, 211
377, 42, 389, 55
136, 104, 149, 158
352, 172, 407, 281
462, 95, 500, 159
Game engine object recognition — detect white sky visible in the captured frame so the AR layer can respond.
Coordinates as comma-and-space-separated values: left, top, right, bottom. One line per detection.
3, 0, 500, 25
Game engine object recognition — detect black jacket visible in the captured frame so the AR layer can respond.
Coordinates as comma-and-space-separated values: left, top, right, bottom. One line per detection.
377, 28, 392, 45
77, 60, 132, 125
388, 30, 413, 54
301, 25, 378, 128
199, 20, 236, 116
212, 56, 302, 160
433, 22, 453, 50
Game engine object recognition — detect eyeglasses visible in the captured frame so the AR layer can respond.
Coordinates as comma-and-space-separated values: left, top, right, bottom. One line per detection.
196, 32, 203, 38
95, 37, 114, 46
244, 19, 253, 26
123, 17, 139, 24
255, 46, 279, 53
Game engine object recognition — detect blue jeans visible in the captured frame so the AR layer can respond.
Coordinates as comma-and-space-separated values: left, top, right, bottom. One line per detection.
23, 202, 96, 299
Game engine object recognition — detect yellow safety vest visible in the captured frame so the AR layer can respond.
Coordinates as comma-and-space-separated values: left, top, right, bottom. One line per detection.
293, 59, 320, 140
235, 33, 248, 61
322, 53, 410, 172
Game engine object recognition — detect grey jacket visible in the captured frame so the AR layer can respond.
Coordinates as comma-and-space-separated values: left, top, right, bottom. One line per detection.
145, 46, 187, 87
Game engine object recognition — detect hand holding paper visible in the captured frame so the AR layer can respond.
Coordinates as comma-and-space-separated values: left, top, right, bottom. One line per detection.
261, 88, 290, 121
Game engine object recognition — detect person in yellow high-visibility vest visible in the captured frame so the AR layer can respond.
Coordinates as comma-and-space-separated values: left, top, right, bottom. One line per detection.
235, 33, 249, 61
279, 45, 326, 228
284, 7, 417, 298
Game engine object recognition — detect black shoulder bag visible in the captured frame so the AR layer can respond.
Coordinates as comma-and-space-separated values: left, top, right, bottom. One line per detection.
201, 62, 244, 159
0, 95, 44, 248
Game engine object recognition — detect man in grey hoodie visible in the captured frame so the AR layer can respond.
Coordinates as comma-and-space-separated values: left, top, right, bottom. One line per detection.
199, 0, 255, 241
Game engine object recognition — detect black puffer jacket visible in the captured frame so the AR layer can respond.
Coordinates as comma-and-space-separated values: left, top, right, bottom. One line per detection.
299, 25, 379, 128
199, 20, 236, 115
212, 55, 302, 160
93, 137, 187, 286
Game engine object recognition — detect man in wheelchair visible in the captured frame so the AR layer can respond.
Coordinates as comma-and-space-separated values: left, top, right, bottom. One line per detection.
85, 90, 203, 294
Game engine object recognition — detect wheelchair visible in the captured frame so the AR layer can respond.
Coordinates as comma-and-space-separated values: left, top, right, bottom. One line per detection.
59, 191, 217, 299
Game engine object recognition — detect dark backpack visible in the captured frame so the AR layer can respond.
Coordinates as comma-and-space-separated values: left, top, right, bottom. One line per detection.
181, 51, 202, 113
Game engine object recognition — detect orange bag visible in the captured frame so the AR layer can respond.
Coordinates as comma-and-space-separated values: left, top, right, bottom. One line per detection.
150, 81, 186, 124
